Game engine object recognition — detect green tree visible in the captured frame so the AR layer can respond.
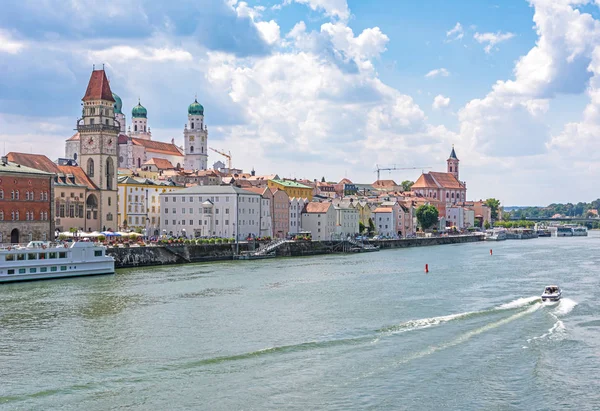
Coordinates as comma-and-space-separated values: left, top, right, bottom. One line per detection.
485, 198, 501, 221
321, 176, 326, 183
416, 204, 439, 230
401, 180, 414, 192
484, 221, 491, 229
368, 218, 375, 235
474, 218, 482, 227
359, 221, 366, 234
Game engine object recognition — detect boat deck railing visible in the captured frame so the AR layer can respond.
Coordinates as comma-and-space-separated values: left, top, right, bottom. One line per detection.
0, 242, 68, 251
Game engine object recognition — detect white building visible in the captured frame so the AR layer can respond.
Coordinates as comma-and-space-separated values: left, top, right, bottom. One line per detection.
446, 206, 465, 229
159, 185, 262, 240
301, 202, 336, 241
289, 197, 308, 235
373, 206, 395, 238
464, 208, 475, 228
334, 204, 359, 238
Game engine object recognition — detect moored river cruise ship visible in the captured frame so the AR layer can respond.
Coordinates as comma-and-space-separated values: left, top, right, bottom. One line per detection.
0, 241, 115, 283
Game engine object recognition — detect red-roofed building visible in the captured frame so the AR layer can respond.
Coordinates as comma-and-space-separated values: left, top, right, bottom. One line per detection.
301, 202, 336, 240
412, 147, 466, 205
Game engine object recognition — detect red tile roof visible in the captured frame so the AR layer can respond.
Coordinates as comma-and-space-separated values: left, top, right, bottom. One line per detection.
372, 179, 398, 188
67, 132, 80, 142
82, 70, 115, 102
143, 157, 175, 170
131, 138, 183, 156
303, 202, 331, 213
373, 207, 393, 213
243, 187, 269, 196
412, 172, 465, 190
7, 152, 61, 173
58, 165, 99, 190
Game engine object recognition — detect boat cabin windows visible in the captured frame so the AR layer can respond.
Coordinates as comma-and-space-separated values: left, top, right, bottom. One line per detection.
40, 267, 47, 273
50, 267, 57, 272
59, 252, 67, 259
28, 253, 37, 260
6, 254, 14, 261
49, 252, 57, 259
18, 268, 26, 274
60, 266, 67, 271
17, 254, 25, 261
7, 269, 15, 275
94, 250, 103, 257
30, 268, 36, 273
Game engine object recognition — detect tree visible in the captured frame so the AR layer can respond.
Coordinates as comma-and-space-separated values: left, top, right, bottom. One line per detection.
485, 198, 501, 221
368, 218, 375, 235
401, 180, 414, 192
416, 204, 439, 230
474, 218, 481, 227
484, 221, 491, 229
321, 176, 326, 183
359, 221, 366, 234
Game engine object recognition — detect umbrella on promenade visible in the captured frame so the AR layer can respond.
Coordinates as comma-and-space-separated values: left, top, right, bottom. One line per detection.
101, 231, 121, 237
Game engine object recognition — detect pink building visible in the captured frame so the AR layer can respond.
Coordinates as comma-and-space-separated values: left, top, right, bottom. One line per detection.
270, 188, 290, 238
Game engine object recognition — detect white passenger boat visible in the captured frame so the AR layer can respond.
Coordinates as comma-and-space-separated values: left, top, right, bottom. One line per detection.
0, 241, 115, 283
572, 226, 588, 236
541, 285, 562, 302
485, 228, 507, 241
555, 226, 573, 237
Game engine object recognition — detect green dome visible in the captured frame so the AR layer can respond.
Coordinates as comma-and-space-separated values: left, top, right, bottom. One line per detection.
132, 100, 147, 118
188, 99, 204, 116
112, 93, 123, 115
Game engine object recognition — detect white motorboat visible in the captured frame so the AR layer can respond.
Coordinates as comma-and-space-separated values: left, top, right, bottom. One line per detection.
485, 228, 507, 241
541, 285, 562, 302
0, 241, 115, 283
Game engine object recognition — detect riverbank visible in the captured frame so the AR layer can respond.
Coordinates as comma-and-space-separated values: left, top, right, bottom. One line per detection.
107, 234, 485, 269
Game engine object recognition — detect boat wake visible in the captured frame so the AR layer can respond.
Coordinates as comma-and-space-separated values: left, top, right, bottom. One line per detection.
527, 298, 576, 343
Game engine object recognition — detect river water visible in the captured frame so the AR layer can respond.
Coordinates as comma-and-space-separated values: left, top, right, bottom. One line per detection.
1, 234, 600, 410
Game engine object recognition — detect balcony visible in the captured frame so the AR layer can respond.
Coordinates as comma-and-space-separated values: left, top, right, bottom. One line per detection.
77, 123, 120, 133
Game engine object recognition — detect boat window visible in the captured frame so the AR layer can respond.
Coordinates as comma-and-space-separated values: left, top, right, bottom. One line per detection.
60, 266, 67, 271
30, 268, 36, 273
51, 267, 57, 272
6, 254, 14, 261
19, 268, 26, 274
28, 253, 37, 260
17, 254, 25, 261
59, 252, 67, 259
40, 267, 47, 273
7, 269, 15, 275
39, 253, 46, 260
94, 250, 103, 257
48, 252, 57, 259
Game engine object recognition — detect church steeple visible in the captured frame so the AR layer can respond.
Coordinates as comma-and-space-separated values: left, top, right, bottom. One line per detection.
447, 145, 459, 180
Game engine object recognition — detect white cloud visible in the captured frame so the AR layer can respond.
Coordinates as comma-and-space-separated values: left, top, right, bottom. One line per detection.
433, 94, 450, 109
256, 20, 281, 45
446, 22, 464, 41
0, 30, 26, 54
293, 0, 350, 20
89, 46, 193, 62
474, 31, 515, 53
425, 68, 450, 78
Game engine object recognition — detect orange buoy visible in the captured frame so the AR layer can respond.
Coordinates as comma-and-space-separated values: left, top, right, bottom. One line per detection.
425, 263, 429, 273
490, 249, 493, 255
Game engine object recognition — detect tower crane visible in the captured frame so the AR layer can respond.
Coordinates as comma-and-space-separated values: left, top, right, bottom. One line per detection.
209, 147, 232, 170
375, 165, 432, 181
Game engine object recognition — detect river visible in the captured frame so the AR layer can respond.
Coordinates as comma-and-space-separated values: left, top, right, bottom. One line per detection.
1, 233, 600, 410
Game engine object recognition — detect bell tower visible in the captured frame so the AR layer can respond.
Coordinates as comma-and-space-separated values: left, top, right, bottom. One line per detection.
183, 98, 208, 171
447, 145, 459, 180
77, 68, 118, 231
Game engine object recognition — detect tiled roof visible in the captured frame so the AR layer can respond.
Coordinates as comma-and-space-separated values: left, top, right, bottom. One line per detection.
339, 178, 353, 184
412, 172, 464, 190
7, 152, 61, 174
143, 157, 175, 170
82, 70, 115, 102
67, 132, 80, 142
131, 138, 184, 156
303, 202, 331, 213
58, 165, 99, 190
372, 179, 398, 187
373, 207, 393, 213
243, 187, 270, 196
0, 159, 54, 176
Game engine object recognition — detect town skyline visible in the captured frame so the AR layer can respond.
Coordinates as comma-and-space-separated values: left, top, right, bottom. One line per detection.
2, 0, 600, 205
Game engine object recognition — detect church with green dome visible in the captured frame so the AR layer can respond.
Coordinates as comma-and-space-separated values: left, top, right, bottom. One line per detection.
183, 97, 209, 170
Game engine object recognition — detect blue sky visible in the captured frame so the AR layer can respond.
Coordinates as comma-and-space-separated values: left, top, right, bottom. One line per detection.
2, 0, 600, 205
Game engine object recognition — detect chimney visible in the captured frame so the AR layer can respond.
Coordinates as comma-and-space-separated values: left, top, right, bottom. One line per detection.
1, 155, 7, 164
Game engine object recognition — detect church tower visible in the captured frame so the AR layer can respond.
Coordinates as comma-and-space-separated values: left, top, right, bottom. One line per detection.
130, 99, 151, 140
112, 92, 126, 134
183, 98, 208, 170
77, 68, 118, 231
447, 145, 459, 180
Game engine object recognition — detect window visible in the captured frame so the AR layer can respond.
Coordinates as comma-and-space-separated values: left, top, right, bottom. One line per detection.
182, 208, 185, 214
94, 250, 103, 257
59, 252, 66, 258
173, 197, 176, 202
189, 208, 193, 214
165, 208, 169, 214
30, 268, 37, 273
225, 220, 229, 225
19, 268, 26, 274
0, 189, 3, 199
51, 266, 57, 272
189, 197, 193, 203
16, 191, 19, 200
49, 252, 56, 259
172, 220, 176, 225
189, 220, 193, 225
225, 209, 229, 214
7, 269, 15, 275
87, 158, 94, 177
61, 266, 67, 271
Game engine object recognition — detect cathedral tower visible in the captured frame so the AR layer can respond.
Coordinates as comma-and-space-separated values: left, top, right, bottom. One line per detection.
447, 145, 459, 180
183, 98, 208, 170
130, 99, 151, 140
112, 92, 126, 134
77, 68, 118, 231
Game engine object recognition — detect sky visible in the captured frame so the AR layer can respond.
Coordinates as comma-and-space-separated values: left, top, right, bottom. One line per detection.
2, 0, 600, 206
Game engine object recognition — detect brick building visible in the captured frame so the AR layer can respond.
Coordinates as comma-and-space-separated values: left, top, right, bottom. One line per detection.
0, 156, 55, 243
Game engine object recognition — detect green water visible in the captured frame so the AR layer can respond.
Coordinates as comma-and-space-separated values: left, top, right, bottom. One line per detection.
1, 234, 600, 410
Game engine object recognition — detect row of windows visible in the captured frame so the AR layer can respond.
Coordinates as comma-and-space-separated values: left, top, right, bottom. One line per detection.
126, 216, 160, 226
164, 219, 259, 226
7, 266, 69, 275
60, 192, 84, 199
0, 190, 49, 201
57, 204, 85, 218
5, 251, 68, 261
0, 211, 48, 221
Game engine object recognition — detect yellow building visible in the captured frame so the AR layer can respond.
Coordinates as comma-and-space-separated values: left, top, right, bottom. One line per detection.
117, 176, 184, 235
267, 179, 313, 200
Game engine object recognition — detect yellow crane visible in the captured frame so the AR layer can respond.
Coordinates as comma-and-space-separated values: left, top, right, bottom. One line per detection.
209, 147, 232, 170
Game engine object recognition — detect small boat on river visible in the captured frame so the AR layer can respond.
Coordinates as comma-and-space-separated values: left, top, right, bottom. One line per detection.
0, 241, 115, 283
485, 229, 507, 241
541, 285, 562, 302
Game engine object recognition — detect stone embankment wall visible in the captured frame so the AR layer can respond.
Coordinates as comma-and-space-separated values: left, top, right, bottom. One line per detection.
108, 234, 485, 269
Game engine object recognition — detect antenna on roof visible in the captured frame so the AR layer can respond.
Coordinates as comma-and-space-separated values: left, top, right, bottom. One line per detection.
93, 64, 95, 70
102, 63, 105, 70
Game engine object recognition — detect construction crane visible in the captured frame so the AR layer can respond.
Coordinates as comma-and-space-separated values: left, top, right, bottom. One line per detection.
209, 147, 232, 170
375, 165, 432, 181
